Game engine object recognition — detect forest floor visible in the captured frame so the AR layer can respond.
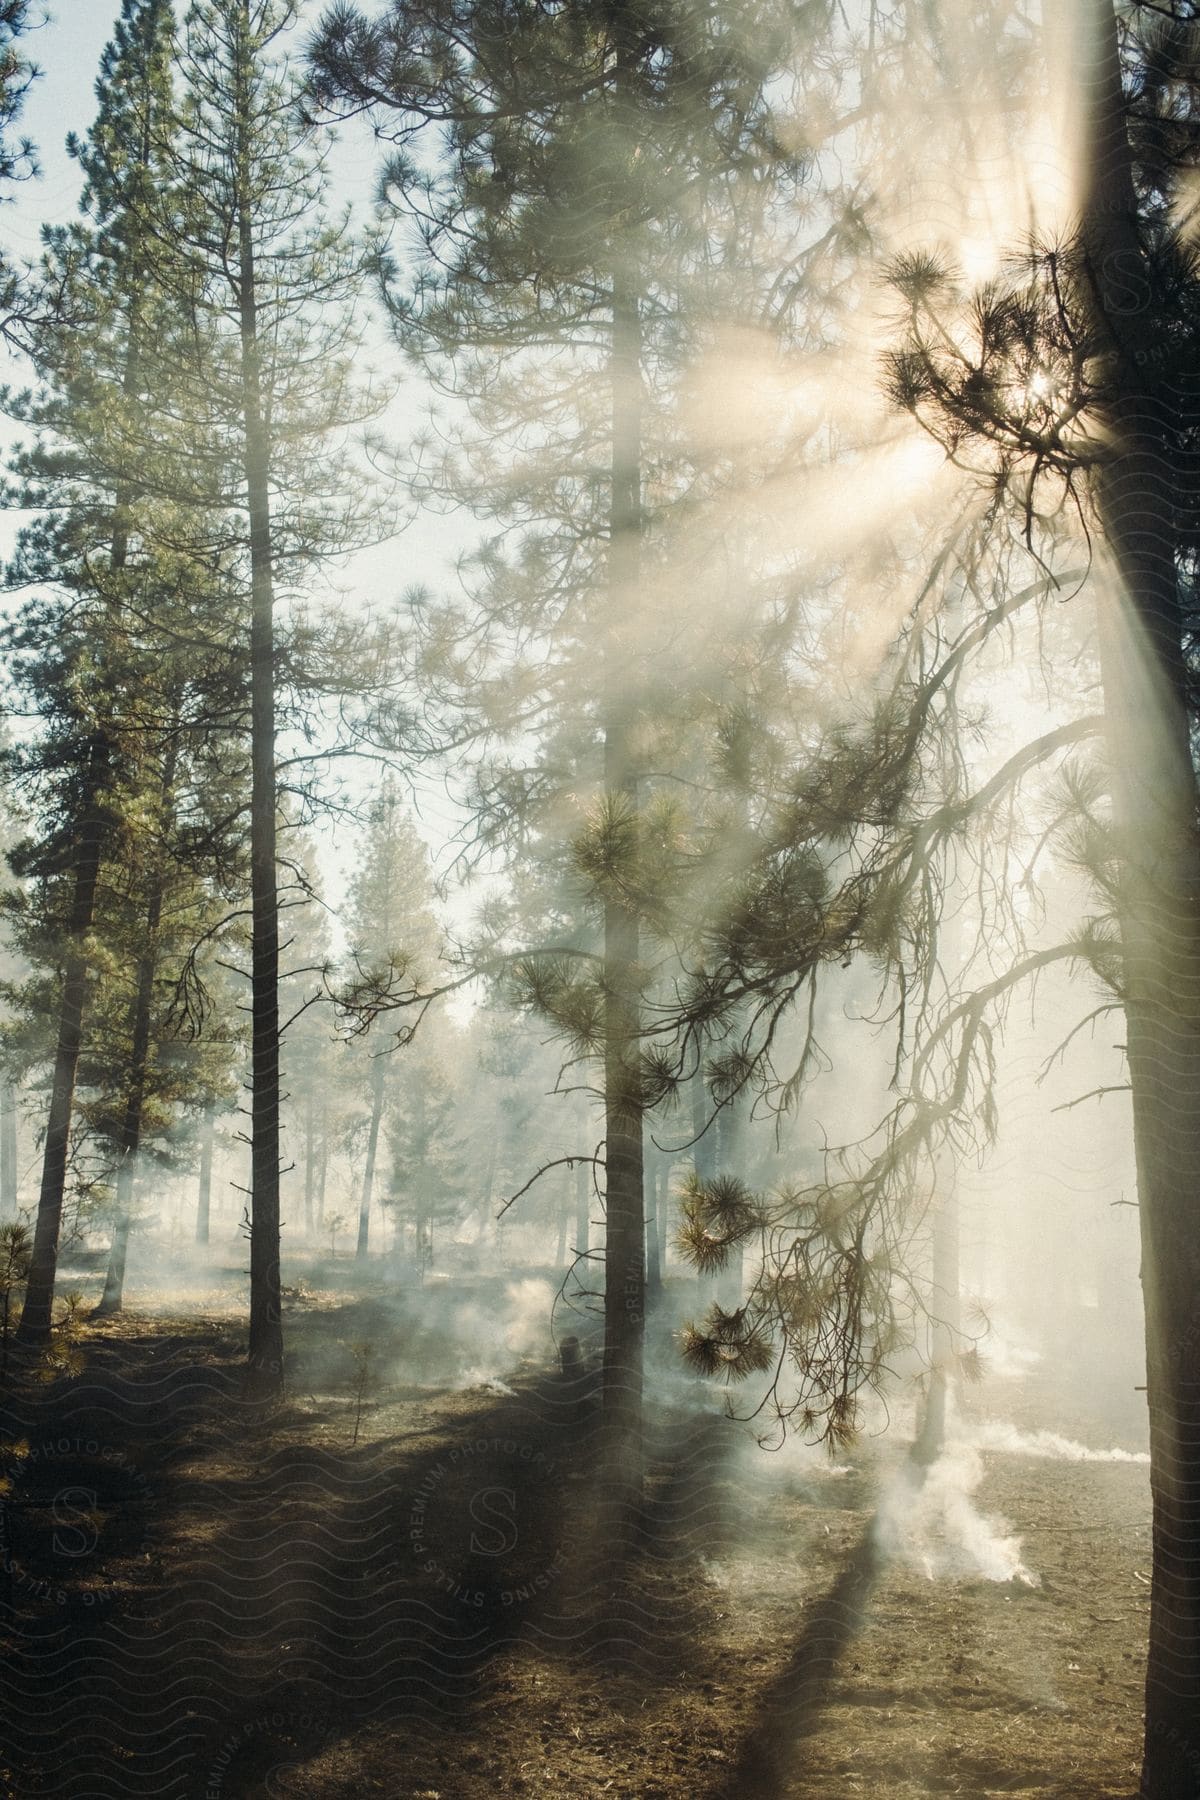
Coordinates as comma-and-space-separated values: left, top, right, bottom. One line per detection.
0, 1267, 1151, 1798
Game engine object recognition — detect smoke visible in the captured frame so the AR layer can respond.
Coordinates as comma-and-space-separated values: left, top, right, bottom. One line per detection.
873, 1393, 1149, 1591
974, 1330, 1041, 1382
971, 1420, 1149, 1465
874, 1442, 1038, 1587
448, 1276, 555, 1393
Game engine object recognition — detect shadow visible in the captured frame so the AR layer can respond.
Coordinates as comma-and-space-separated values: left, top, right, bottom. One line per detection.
714, 1512, 889, 1799
6, 1258, 902, 1800
712, 1432, 962, 1800
0, 1302, 745, 1798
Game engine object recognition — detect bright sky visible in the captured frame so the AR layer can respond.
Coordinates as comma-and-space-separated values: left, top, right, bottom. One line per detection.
11, 5, 113, 238
1, 2, 485, 930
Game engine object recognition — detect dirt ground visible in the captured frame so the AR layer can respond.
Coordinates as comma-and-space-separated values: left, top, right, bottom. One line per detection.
0, 1277, 1151, 1798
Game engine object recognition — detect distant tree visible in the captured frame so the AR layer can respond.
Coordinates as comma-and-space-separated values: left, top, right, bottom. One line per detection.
384, 1036, 467, 1269
277, 836, 338, 1240
340, 783, 440, 1258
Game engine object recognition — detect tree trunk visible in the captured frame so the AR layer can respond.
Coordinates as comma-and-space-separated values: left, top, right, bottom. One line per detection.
196, 1108, 214, 1247
600, 181, 645, 1519
236, 21, 283, 1396
316, 1104, 328, 1228
657, 1156, 670, 1279
16, 796, 105, 1345
1080, 7, 1200, 1789
555, 1175, 569, 1269
94, 731, 178, 1318
95, 1166, 135, 1321
574, 1145, 590, 1261
357, 1054, 385, 1259
573, 1092, 590, 1259
691, 1062, 720, 1315
0, 1082, 17, 1221
645, 1148, 662, 1298
914, 1165, 960, 1466
303, 1088, 316, 1236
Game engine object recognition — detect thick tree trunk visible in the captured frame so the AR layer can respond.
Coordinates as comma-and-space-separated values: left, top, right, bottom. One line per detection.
196, 1108, 214, 1246
237, 26, 283, 1396
600, 216, 645, 1519
573, 1092, 590, 1259
691, 1062, 720, 1314
1080, 7, 1200, 1790
357, 1055, 385, 1259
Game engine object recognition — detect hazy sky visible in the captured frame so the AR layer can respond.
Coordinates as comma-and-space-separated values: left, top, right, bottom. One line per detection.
10, 5, 114, 246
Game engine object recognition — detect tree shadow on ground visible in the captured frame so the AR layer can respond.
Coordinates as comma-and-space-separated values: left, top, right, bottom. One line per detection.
0, 1309, 744, 1797
713, 1511, 890, 1799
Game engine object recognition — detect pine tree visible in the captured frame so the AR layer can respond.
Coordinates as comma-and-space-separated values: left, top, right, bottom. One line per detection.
879, 6, 1200, 1784
0, 0, 38, 342
3, 0, 239, 1347
384, 1036, 467, 1269
167, 0, 384, 1391
340, 782, 440, 1259
310, 0, 810, 1514
277, 835, 338, 1241
87, 733, 242, 1317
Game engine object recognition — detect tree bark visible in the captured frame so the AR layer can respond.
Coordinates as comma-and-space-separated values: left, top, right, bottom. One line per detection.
690, 1065, 717, 1185
657, 1157, 670, 1279
1080, 7, 1200, 1790
600, 148, 645, 1518
236, 7, 283, 1396
356, 1053, 385, 1259
555, 1175, 569, 1269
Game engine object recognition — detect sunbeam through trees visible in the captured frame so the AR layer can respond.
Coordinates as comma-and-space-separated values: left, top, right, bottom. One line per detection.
0, 2, 1195, 1796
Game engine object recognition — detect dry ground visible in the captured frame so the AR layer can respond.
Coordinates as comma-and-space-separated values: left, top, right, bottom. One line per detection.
0, 1277, 1150, 1798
